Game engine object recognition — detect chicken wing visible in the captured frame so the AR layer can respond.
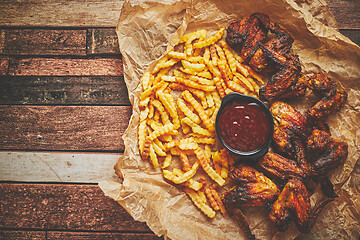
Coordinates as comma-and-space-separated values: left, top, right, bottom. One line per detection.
268, 178, 333, 233
270, 101, 311, 176
226, 13, 269, 62
224, 164, 280, 207
306, 129, 348, 197
306, 74, 348, 126
258, 152, 305, 181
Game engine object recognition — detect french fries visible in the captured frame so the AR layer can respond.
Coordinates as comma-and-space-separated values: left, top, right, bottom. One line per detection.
137, 26, 264, 218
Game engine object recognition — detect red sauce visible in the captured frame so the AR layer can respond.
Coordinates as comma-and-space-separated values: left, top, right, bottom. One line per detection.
217, 100, 271, 152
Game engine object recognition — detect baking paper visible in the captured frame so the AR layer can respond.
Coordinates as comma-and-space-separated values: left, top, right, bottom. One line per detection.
99, 0, 360, 239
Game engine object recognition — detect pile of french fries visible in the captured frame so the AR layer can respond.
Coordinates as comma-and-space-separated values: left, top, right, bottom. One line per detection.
138, 27, 263, 218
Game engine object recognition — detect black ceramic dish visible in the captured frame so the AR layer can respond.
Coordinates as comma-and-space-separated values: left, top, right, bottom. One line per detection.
215, 92, 274, 161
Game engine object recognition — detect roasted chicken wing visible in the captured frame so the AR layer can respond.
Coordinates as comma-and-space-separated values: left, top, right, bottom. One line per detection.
224, 164, 280, 207
226, 13, 269, 62
306, 74, 348, 127
307, 129, 348, 177
227, 13, 305, 102
268, 178, 333, 233
258, 152, 305, 181
270, 101, 311, 176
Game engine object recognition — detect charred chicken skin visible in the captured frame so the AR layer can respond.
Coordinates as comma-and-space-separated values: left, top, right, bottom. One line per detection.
258, 152, 305, 181
307, 129, 348, 177
223, 14, 348, 240
270, 101, 311, 176
268, 178, 333, 233
226, 13, 304, 102
226, 13, 269, 62
223, 164, 279, 240
224, 164, 280, 207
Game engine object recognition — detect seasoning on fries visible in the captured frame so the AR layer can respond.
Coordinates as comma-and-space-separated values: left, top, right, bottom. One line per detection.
137, 26, 263, 218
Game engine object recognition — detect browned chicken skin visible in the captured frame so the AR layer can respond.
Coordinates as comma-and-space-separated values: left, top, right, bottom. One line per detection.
226, 13, 269, 62
224, 14, 348, 239
258, 152, 305, 181
307, 129, 348, 177
224, 164, 280, 207
268, 178, 333, 233
306, 74, 348, 130
223, 164, 280, 240
227, 13, 304, 102
270, 101, 311, 176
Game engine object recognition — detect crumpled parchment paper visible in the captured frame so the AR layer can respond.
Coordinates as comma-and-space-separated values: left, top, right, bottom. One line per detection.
99, 0, 360, 239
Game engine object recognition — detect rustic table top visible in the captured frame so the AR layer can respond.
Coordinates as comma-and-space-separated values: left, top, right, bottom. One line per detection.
0, 0, 359, 239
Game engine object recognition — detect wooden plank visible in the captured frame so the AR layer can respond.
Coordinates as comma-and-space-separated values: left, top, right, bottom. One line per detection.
0, 151, 120, 183
87, 28, 120, 55
0, 0, 124, 27
0, 105, 131, 151
0, 0, 358, 28
0, 76, 130, 105
0, 56, 8, 75
47, 232, 162, 240
339, 29, 360, 46
0, 183, 151, 232
328, 0, 360, 29
0, 230, 45, 240
0, 29, 87, 55
8, 57, 123, 76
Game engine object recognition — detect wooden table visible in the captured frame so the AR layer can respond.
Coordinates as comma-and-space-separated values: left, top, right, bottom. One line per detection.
0, 1, 359, 239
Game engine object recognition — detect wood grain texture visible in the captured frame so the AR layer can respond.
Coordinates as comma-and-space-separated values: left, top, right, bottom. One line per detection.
87, 28, 120, 55
328, 0, 360, 29
0, 151, 121, 183
0, 105, 131, 151
0, 0, 358, 28
339, 29, 360, 46
0, 183, 150, 232
8, 57, 123, 76
0, 0, 124, 27
0, 76, 130, 105
0, 230, 46, 240
0, 231, 162, 240
0, 56, 8, 75
0, 29, 86, 55
47, 232, 162, 240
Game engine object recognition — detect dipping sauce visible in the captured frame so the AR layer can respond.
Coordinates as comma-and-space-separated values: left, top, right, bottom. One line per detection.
217, 99, 271, 152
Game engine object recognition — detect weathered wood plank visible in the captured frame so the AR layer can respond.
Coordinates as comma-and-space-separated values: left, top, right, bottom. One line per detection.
0, 0, 124, 27
0, 230, 46, 240
328, 0, 360, 29
0, 76, 130, 105
0, 56, 8, 75
0, 106, 131, 151
0, 183, 150, 232
1, 28, 357, 57
8, 57, 123, 76
87, 28, 120, 55
0, 0, 358, 28
0, 151, 120, 183
0, 29, 87, 55
339, 29, 360, 46
47, 232, 162, 240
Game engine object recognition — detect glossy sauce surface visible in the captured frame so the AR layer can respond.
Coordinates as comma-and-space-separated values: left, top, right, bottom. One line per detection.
218, 100, 271, 152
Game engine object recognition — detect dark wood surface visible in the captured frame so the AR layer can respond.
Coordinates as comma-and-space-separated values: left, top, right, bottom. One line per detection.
0, 0, 358, 239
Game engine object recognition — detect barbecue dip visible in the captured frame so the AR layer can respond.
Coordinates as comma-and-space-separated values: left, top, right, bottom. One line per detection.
217, 99, 271, 152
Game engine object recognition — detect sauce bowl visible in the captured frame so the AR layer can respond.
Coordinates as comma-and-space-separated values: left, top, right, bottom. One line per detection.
215, 92, 274, 161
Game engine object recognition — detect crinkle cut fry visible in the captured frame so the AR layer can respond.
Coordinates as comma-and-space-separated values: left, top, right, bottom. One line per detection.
193, 27, 225, 48
157, 91, 180, 129
177, 98, 201, 124
163, 161, 199, 184
184, 187, 216, 218
194, 148, 225, 186
182, 117, 212, 137
182, 90, 215, 132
